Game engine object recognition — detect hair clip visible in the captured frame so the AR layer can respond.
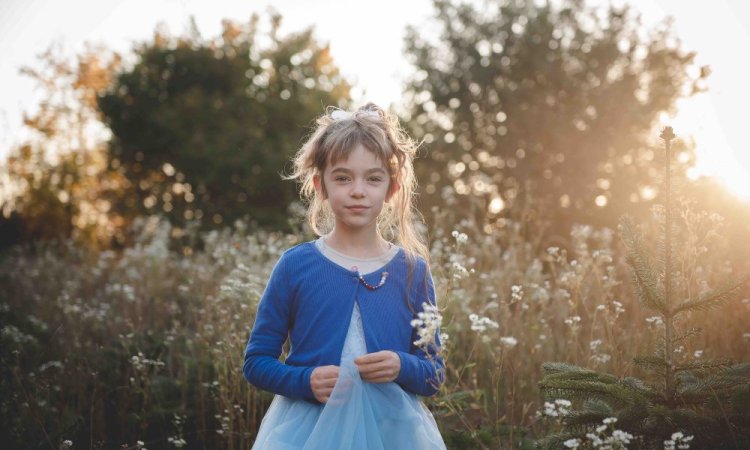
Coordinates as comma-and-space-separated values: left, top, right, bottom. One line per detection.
330, 110, 352, 120
330, 109, 380, 121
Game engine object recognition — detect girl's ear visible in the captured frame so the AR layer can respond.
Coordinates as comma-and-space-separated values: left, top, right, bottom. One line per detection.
313, 174, 327, 199
386, 179, 401, 203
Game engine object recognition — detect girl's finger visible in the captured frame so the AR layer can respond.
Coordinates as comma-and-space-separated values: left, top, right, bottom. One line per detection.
356, 358, 389, 369
364, 376, 390, 383
354, 352, 387, 364
362, 369, 395, 380
356, 361, 382, 372
358, 361, 394, 374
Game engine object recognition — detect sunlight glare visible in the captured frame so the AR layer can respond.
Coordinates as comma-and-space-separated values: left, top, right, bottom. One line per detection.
488, 196, 505, 214
661, 95, 750, 202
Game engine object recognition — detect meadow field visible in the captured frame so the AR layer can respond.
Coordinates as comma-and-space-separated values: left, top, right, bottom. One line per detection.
3, 195, 748, 449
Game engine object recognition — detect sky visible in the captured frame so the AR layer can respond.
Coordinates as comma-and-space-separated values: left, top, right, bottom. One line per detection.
1, 0, 749, 200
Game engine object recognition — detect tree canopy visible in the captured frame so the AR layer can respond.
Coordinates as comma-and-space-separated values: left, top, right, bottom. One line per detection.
0, 44, 123, 250
98, 15, 351, 232
404, 0, 706, 236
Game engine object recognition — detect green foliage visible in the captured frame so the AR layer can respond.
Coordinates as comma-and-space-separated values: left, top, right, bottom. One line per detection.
620, 215, 668, 314
98, 14, 351, 231
539, 363, 649, 409
538, 130, 750, 448
673, 277, 750, 314
404, 0, 705, 234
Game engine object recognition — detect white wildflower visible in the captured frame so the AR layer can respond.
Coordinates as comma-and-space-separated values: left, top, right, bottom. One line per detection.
469, 313, 499, 333
592, 353, 611, 365
564, 316, 582, 326
451, 230, 468, 244
542, 401, 559, 417
500, 336, 518, 348
130, 352, 166, 371
563, 438, 580, 448
412, 303, 442, 348
646, 316, 664, 326
554, 399, 571, 415
612, 429, 633, 444
452, 261, 470, 279
511, 285, 523, 302
583, 417, 633, 449
39, 361, 64, 372
668, 431, 693, 450
167, 437, 187, 448
541, 399, 571, 417
586, 432, 603, 446
612, 300, 625, 316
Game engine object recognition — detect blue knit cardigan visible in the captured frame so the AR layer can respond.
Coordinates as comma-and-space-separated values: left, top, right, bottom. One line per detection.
243, 241, 444, 403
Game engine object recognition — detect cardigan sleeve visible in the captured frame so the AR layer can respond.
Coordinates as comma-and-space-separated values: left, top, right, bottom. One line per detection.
393, 264, 446, 396
243, 251, 316, 401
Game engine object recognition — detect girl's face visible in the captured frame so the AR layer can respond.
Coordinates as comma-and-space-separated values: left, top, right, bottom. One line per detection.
313, 144, 399, 235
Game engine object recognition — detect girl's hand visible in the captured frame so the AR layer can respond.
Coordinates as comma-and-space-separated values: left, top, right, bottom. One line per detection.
310, 365, 339, 403
354, 351, 401, 383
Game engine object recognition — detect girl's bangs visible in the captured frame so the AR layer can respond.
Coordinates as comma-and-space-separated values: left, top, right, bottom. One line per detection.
323, 124, 393, 170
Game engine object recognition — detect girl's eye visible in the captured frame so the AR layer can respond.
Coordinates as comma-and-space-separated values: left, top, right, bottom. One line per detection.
335, 177, 350, 182
369, 177, 383, 182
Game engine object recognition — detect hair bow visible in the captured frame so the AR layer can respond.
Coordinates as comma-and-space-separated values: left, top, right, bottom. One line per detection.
330, 109, 379, 121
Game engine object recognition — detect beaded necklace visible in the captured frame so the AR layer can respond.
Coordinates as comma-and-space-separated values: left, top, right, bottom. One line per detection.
321, 236, 392, 290
352, 266, 389, 290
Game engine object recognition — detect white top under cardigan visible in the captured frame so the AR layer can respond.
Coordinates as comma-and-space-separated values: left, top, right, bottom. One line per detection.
314, 235, 400, 275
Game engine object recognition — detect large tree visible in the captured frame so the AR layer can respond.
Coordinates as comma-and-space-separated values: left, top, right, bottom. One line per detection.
98, 14, 351, 231
0, 43, 125, 251
404, 0, 706, 237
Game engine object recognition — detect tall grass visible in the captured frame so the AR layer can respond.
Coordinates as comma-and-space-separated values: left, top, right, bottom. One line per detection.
1, 207, 748, 449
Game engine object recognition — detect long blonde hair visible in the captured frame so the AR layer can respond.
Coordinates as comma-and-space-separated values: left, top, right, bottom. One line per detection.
284, 102, 431, 297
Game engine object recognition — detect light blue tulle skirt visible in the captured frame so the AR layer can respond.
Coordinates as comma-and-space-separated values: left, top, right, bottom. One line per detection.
251, 304, 446, 450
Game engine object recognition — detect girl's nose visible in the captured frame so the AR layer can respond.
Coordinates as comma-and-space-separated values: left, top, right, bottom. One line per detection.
350, 179, 365, 197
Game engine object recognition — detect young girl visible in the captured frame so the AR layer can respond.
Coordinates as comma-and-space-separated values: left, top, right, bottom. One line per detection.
243, 103, 446, 449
